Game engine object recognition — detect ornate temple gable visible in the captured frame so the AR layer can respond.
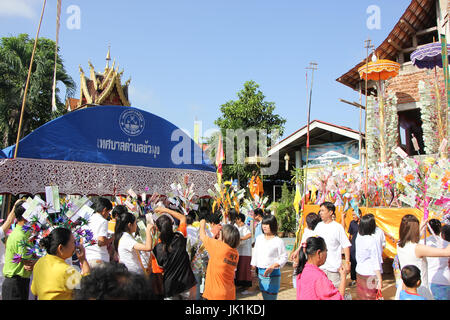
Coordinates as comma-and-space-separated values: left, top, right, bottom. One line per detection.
336, 0, 439, 96
68, 49, 131, 111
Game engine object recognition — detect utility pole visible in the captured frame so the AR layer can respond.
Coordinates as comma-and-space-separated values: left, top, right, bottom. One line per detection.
303, 61, 318, 198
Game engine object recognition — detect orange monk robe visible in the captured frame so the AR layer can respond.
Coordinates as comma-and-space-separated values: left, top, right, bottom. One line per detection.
249, 176, 264, 199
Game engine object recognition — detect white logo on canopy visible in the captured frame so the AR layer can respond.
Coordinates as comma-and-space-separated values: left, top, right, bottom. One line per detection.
119, 110, 145, 136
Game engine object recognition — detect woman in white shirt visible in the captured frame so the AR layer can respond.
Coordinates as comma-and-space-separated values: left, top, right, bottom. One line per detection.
355, 214, 382, 300
395, 214, 450, 300
250, 214, 288, 300
419, 219, 450, 300
113, 211, 154, 275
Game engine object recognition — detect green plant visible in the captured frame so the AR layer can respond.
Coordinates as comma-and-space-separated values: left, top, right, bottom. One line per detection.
275, 183, 296, 235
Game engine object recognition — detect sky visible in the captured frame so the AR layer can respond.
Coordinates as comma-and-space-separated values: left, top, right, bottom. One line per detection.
0, 0, 412, 141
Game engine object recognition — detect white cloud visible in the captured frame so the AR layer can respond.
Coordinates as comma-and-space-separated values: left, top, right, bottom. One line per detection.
0, 0, 37, 19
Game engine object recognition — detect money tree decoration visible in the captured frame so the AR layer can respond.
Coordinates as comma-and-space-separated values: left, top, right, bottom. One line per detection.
366, 95, 379, 168
412, 42, 450, 159
208, 180, 246, 220
384, 92, 400, 163
418, 79, 446, 155
167, 175, 199, 215
395, 149, 450, 220
365, 92, 399, 167
241, 193, 268, 218
13, 189, 96, 264
364, 163, 402, 208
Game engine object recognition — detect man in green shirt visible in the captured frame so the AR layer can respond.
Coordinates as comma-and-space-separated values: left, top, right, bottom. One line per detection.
2, 200, 35, 300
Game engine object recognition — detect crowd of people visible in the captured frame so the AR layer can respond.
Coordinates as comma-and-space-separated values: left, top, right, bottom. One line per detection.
0, 196, 449, 300
292, 202, 450, 300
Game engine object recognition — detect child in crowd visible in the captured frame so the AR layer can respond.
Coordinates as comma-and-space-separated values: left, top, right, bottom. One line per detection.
209, 213, 223, 240
85, 198, 113, 268
442, 224, 450, 242
2, 200, 35, 300
395, 214, 450, 300
109, 205, 128, 263
0, 199, 19, 299
114, 211, 154, 275
399, 265, 426, 300
199, 218, 240, 300
296, 236, 347, 300
252, 208, 264, 245
291, 212, 321, 264
153, 207, 197, 300
342, 209, 360, 287
355, 214, 382, 300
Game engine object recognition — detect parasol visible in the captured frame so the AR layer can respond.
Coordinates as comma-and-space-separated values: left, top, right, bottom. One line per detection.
358, 58, 400, 164
411, 42, 450, 69
411, 42, 449, 159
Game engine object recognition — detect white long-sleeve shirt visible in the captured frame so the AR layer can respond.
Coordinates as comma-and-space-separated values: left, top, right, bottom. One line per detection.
250, 234, 288, 269
355, 234, 382, 276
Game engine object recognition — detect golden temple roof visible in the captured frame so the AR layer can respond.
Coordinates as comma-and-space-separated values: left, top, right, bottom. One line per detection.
70, 49, 131, 111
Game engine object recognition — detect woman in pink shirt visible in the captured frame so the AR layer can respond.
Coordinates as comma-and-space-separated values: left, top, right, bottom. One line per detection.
296, 236, 348, 300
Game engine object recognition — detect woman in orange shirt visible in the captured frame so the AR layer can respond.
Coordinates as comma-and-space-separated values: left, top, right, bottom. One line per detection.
199, 218, 240, 300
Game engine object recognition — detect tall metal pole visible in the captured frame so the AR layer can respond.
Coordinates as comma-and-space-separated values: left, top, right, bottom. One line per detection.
13, 0, 47, 159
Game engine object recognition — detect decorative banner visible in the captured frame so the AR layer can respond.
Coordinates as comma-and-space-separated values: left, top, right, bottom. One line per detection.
301, 141, 359, 167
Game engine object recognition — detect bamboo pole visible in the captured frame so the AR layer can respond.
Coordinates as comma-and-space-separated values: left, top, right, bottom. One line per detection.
364, 39, 373, 210
13, 0, 47, 159
378, 79, 386, 163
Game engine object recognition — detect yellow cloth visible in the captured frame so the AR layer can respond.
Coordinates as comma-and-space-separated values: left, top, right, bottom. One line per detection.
31, 254, 82, 300
293, 187, 301, 215
248, 176, 263, 199
302, 205, 424, 259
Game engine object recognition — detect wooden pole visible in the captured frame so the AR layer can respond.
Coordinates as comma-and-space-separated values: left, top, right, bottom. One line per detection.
378, 78, 386, 163
13, 0, 47, 159
364, 39, 374, 211
359, 83, 363, 164
440, 34, 449, 159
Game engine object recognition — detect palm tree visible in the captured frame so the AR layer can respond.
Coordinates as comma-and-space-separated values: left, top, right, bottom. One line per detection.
0, 34, 75, 148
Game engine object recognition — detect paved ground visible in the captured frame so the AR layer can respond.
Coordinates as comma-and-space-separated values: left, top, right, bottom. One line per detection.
236, 256, 398, 300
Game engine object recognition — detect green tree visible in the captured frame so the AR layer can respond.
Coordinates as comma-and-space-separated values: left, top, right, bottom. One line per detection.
0, 34, 75, 149
275, 183, 296, 235
211, 80, 286, 187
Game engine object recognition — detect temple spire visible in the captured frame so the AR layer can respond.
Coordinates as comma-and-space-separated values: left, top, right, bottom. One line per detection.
105, 45, 111, 70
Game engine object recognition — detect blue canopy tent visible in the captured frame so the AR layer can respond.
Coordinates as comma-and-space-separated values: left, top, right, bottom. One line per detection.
0, 106, 216, 196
